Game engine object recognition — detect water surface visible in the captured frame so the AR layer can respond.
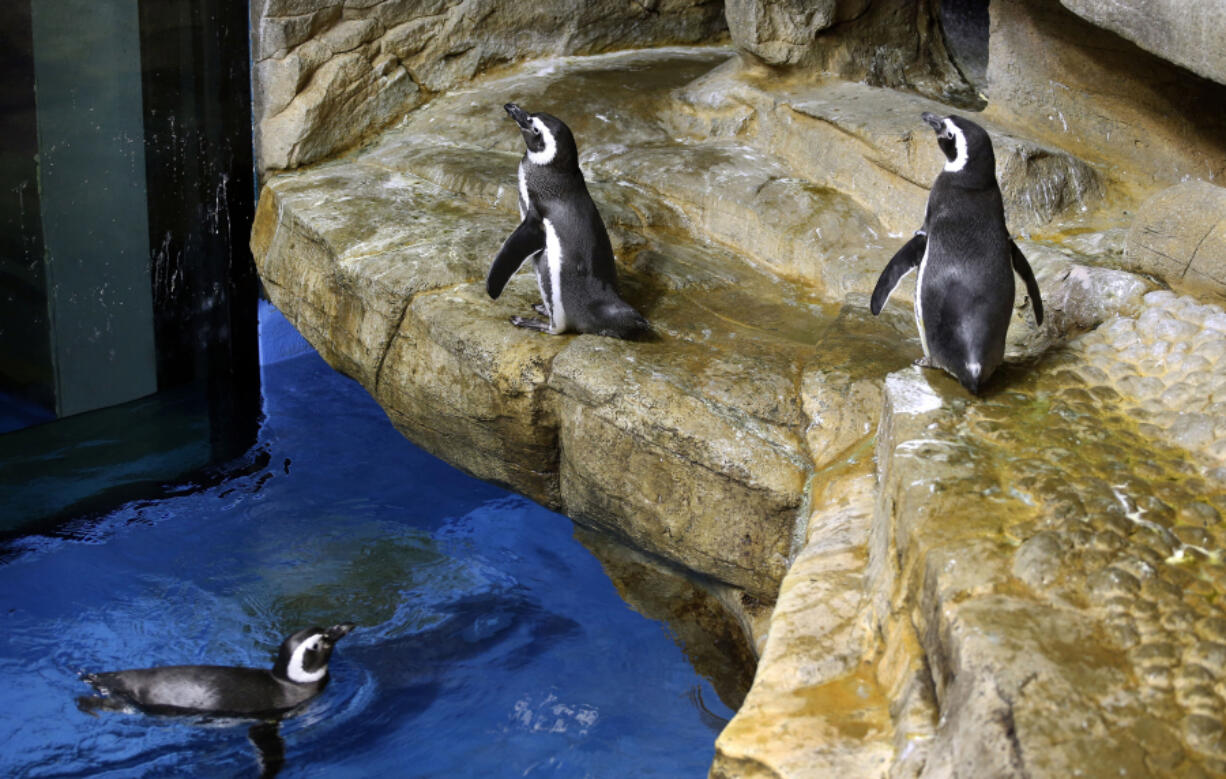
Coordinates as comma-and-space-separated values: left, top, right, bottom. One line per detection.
0, 306, 731, 777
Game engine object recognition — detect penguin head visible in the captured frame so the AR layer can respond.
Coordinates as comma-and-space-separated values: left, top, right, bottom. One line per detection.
273, 623, 355, 685
504, 103, 579, 171
922, 112, 995, 182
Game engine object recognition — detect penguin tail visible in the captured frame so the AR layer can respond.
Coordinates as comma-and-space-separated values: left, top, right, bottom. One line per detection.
593, 300, 651, 340
76, 693, 130, 716
76, 695, 104, 717
959, 361, 985, 396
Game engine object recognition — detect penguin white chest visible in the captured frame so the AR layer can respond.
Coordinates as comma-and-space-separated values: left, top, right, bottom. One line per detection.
517, 163, 529, 219
914, 241, 931, 359
541, 218, 567, 333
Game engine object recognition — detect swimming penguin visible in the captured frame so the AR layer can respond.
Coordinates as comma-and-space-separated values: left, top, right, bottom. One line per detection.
485, 103, 649, 339
869, 112, 1044, 394
76, 623, 355, 718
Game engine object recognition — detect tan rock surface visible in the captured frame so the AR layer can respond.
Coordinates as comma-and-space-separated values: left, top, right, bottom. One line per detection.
250, 46, 1226, 778
254, 48, 845, 602
1126, 182, 1226, 299
1059, 0, 1226, 86
868, 298, 1226, 774
250, 0, 727, 173
723, 0, 972, 108
983, 0, 1226, 199
669, 60, 1105, 238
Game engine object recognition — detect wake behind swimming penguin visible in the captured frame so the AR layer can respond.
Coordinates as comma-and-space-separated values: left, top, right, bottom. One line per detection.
77, 623, 355, 777
486, 103, 649, 339
870, 112, 1044, 395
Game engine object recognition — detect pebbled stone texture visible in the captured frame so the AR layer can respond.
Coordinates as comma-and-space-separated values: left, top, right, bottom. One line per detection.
871, 282, 1226, 775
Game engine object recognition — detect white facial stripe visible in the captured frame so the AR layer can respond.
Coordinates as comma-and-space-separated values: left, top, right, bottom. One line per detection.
286, 634, 326, 684
527, 118, 556, 166
542, 218, 567, 333
915, 242, 931, 359
944, 119, 968, 173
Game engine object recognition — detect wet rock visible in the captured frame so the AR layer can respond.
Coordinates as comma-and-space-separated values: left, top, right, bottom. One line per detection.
250, 161, 497, 387
253, 48, 836, 603
378, 281, 570, 507
595, 142, 886, 292
712, 469, 898, 779
1125, 181, 1226, 298
550, 336, 808, 599
869, 319, 1226, 775
800, 301, 913, 469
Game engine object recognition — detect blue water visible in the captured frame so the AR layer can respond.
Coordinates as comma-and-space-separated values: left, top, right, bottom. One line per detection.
0, 305, 732, 777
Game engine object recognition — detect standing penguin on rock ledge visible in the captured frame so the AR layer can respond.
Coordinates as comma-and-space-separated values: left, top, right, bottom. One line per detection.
870, 112, 1044, 395
486, 103, 650, 340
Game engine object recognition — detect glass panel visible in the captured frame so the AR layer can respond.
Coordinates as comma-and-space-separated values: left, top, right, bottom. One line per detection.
0, 0, 258, 533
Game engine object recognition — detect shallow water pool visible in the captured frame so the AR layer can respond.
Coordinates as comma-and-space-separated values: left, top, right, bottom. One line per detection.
0, 306, 732, 777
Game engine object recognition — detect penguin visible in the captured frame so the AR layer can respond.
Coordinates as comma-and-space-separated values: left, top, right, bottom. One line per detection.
485, 103, 649, 339
870, 112, 1044, 394
76, 623, 355, 718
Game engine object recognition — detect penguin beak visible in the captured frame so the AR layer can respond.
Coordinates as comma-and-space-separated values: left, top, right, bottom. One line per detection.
504, 103, 531, 129
922, 112, 950, 137
324, 623, 356, 644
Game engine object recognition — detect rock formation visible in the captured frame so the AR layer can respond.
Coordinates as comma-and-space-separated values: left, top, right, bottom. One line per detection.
250, 0, 726, 173
249, 2, 1226, 776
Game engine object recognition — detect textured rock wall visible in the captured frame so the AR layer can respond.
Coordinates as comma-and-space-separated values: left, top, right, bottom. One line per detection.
724, 0, 975, 106
1059, 0, 1226, 85
250, 0, 727, 174
983, 0, 1226, 196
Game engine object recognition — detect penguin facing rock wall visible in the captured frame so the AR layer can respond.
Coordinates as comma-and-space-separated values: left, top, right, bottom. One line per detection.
870, 112, 1044, 395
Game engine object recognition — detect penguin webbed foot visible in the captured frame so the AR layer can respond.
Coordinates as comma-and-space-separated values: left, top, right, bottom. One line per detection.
532, 303, 548, 317
913, 356, 933, 368
510, 315, 553, 333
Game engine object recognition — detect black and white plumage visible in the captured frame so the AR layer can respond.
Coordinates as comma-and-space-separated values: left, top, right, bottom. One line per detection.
870, 112, 1044, 395
77, 623, 355, 718
486, 103, 649, 339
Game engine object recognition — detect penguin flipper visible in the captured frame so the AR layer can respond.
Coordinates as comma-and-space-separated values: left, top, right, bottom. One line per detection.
870, 233, 926, 315
487, 218, 545, 299
1010, 241, 1044, 325
249, 720, 286, 778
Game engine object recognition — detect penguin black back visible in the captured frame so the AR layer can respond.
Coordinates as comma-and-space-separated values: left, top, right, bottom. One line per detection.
486, 103, 649, 340
77, 623, 355, 718
869, 113, 1043, 394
